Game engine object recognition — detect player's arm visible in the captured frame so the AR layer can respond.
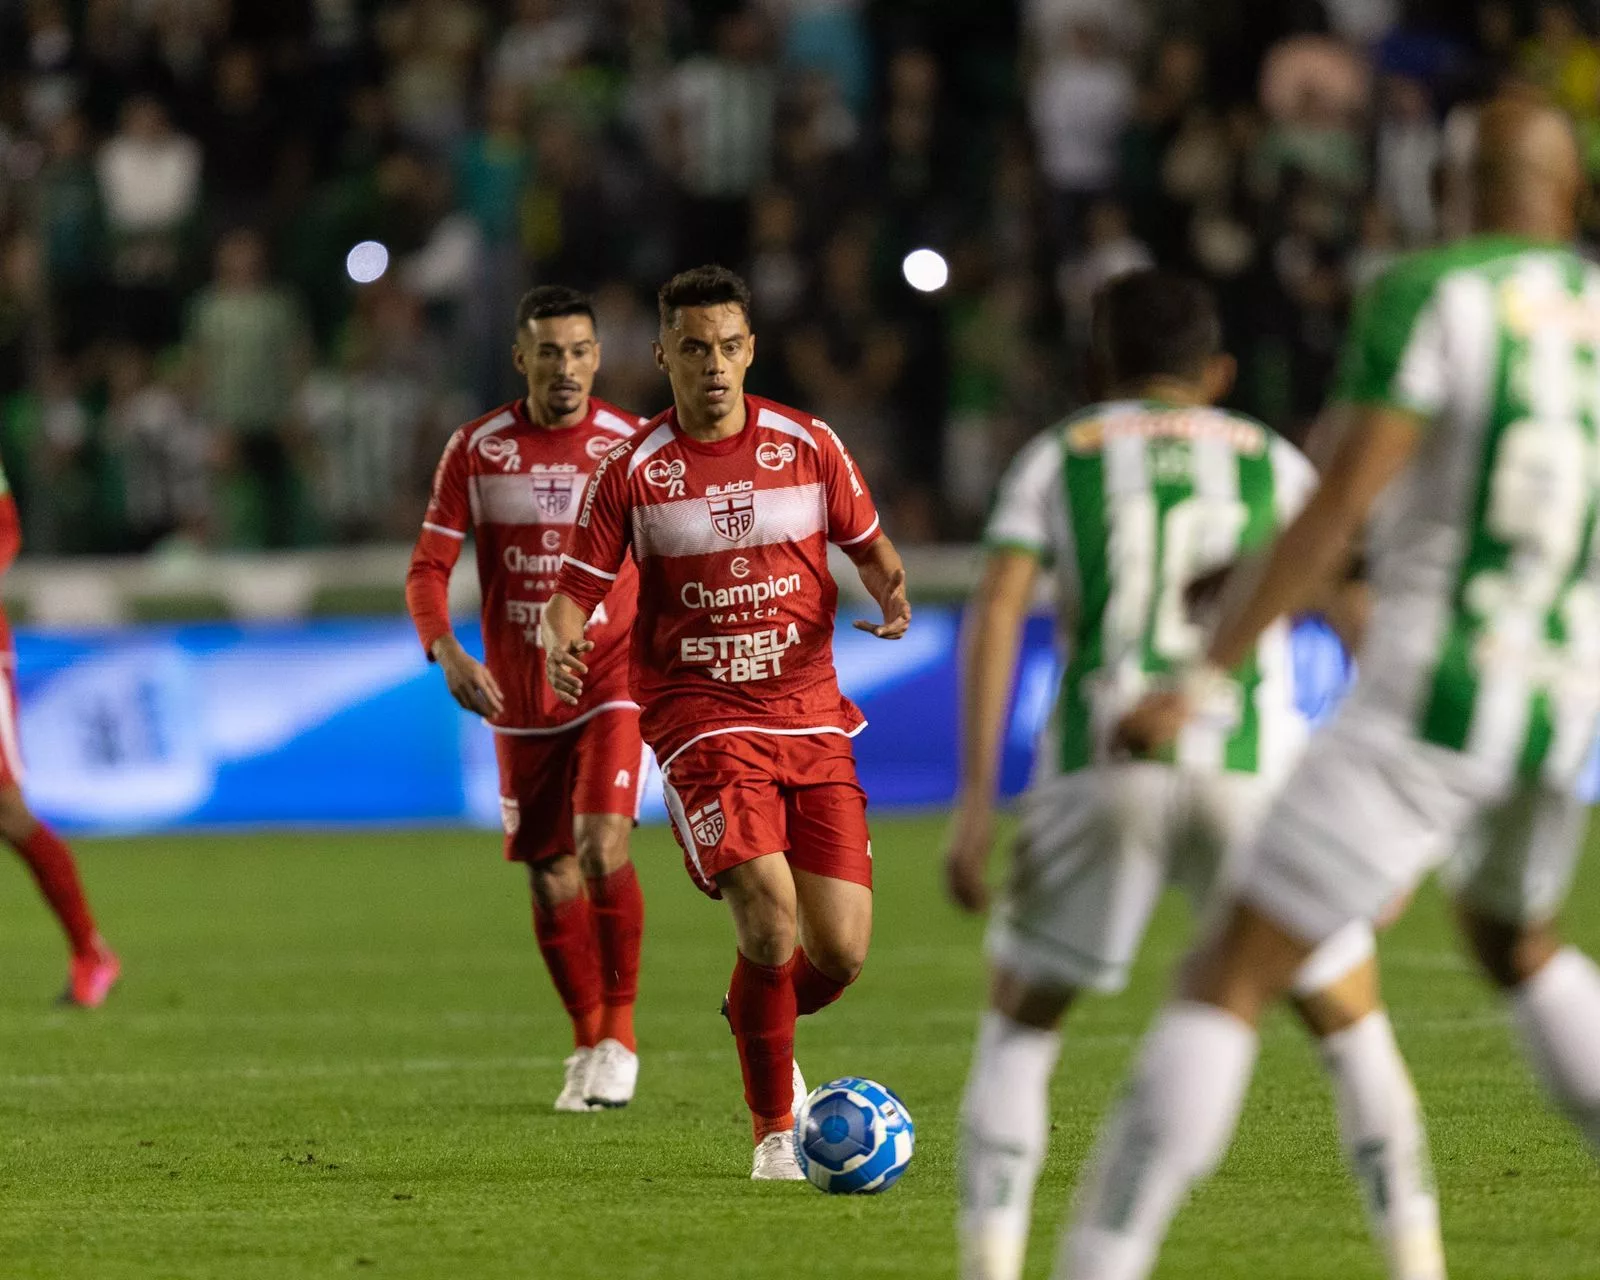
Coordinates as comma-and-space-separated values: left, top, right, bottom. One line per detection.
406, 438, 505, 720
1118, 407, 1422, 753
847, 533, 911, 640
946, 547, 1038, 912
544, 443, 632, 705
0, 489, 21, 576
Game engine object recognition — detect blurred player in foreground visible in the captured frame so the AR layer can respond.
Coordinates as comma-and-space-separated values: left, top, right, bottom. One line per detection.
407, 286, 649, 1112
0, 457, 119, 1006
946, 271, 1442, 1280
543, 266, 911, 1178
1060, 98, 1600, 1280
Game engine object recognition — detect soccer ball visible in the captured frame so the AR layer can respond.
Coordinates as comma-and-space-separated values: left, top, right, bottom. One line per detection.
793, 1076, 915, 1194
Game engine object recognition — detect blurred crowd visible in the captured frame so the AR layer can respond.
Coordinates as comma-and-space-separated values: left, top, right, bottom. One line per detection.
0, 0, 1590, 552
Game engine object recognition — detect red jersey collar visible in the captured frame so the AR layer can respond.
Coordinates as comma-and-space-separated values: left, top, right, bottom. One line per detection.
665, 398, 755, 456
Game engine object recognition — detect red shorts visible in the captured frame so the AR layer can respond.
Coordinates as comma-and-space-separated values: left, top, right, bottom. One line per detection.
495, 709, 648, 864
660, 730, 872, 898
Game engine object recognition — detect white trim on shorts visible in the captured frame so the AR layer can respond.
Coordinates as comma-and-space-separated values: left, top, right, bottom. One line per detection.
0, 671, 25, 785
661, 777, 713, 893
658, 722, 866, 772
491, 701, 640, 736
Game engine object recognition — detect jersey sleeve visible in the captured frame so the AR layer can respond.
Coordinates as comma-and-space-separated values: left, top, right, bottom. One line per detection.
405, 430, 470, 656
983, 430, 1064, 561
556, 442, 633, 615
816, 423, 881, 550
1269, 436, 1319, 526
1334, 263, 1448, 420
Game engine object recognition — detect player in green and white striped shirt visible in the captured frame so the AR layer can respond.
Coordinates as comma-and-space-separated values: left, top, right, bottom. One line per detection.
947, 272, 1441, 1280
1062, 99, 1600, 1280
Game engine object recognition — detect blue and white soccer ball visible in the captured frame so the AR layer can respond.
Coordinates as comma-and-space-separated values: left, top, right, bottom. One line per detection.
794, 1076, 915, 1194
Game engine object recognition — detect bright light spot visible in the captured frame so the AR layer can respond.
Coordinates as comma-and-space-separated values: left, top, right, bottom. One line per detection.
901, 248, 949, 293
345, 240, 390, 284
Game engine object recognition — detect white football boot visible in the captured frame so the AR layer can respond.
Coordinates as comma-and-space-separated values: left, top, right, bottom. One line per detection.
791, 1059, 808, 1120
584, 1038, 639, 1108
554, 1048, 598, 1112
752, 1131, 806, 1180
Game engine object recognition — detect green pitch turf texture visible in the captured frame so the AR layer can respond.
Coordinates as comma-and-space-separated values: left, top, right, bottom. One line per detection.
2, 816, 1598, 1279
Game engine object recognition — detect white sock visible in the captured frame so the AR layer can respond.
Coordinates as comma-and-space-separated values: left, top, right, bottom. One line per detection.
958, 1011, 1062, 1280
1320, 1011, 1445, 1280
1055, 1001, 1257, 1280
1511, 946, 1600, 1156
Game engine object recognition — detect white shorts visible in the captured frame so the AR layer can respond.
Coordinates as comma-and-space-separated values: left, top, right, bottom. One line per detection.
1247, 705, 1590, 944
987, 763, 1273, 993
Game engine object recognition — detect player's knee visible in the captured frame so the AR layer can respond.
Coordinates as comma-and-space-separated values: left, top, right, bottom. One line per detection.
528, 856, 584, 911
573, 820, 630, 879
0, 787, 37, 846
1458, 903, 1561, 990
804, 937, 867, 985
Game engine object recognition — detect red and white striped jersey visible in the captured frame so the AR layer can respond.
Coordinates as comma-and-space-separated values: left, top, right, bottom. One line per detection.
555, 395, 882, 766
406, 396, 646, 733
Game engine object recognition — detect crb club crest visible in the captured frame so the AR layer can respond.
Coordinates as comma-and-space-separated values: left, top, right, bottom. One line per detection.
479, 436, 521, 470
708, 493, 756, 540
531, 475, 572, 516
689, 800, 725, 847
756, 441, 796, 471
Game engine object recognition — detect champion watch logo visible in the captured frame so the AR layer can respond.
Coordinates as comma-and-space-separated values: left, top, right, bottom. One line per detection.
532, 475, 572, 516
689, 800, 725, 847
708, 493, 756, 540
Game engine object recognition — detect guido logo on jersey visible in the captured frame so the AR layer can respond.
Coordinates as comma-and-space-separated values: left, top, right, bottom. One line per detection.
756, 441, 796, 471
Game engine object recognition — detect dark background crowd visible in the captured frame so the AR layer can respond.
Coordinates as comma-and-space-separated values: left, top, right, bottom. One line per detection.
0, 0, 1590, 553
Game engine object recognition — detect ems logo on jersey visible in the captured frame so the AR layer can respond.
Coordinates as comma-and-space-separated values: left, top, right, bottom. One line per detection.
756, 441, 796, 471
708, 494, 756, 540
689, 800, 725, 847
586, 435, 615, 459
532, 475, 572, 516
479, 436, 521, 470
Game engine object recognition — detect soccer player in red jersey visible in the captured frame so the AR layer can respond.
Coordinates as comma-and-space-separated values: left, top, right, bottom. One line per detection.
0, 464, 120, 1006
544, 266, 911, 1178
407, 286, 650, 1112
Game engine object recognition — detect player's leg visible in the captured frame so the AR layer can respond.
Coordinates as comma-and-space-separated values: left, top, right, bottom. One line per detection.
961, 765, 1173, 1280
1290, 935, 1445, 1280
1191, 774, 1443, 1280
0, 655, 117, 1006
1058, 719, 1468, 1280
1448, 784, 1600, 1155
498, 734, 604, 1110
661, 734, 800, 1176
569, 716, 649, 1107
0, 782, 118, 1007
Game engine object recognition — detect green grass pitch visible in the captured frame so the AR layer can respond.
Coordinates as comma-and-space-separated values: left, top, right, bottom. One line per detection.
2, 815, 1598, 1279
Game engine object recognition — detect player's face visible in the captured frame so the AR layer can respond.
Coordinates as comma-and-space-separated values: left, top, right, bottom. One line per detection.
654, 304, 755, 423
515, 314, 600, 422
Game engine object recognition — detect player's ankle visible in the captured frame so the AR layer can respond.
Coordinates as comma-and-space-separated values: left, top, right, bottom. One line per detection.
599, 1005, 636, 1051
753, 1112, 795, 1143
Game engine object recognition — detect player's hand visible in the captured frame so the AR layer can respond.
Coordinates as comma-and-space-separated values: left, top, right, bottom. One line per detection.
1113, 689, 1191, 757
433, 636, 505, 719
944, 803, 994, 913
854, 567, 911, 640
545, 638, 594, 706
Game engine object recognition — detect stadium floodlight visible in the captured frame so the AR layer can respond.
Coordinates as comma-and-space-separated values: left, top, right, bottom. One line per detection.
345, 240, 390, 284
901, 248, 949, 293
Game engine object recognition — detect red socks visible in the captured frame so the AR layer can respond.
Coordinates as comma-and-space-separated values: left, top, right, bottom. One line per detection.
793, 948, 851, 1016
728, 953, 798, 1141
533, 897, 603, 1049
15, 825, 98, 957
587, 864, 644, 1052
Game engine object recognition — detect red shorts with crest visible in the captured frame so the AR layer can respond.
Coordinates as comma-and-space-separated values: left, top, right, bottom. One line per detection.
495, 709, 648, 864
660, 730, 872, 898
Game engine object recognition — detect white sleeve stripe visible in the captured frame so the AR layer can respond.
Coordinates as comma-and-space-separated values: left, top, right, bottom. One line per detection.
756, 406, 818, 448
560, 553, 618, 582
421, 521, 467, 539
835, 515, 881, 547
626, 423, 678, 476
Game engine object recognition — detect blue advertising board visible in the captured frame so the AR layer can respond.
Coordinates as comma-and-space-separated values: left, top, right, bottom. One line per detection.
4, 608, 1537, 834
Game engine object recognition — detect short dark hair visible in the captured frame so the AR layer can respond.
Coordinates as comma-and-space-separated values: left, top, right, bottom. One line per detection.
516, 285, 595, 332
657, 265, 752, 329
1090, 270, 1222, 386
